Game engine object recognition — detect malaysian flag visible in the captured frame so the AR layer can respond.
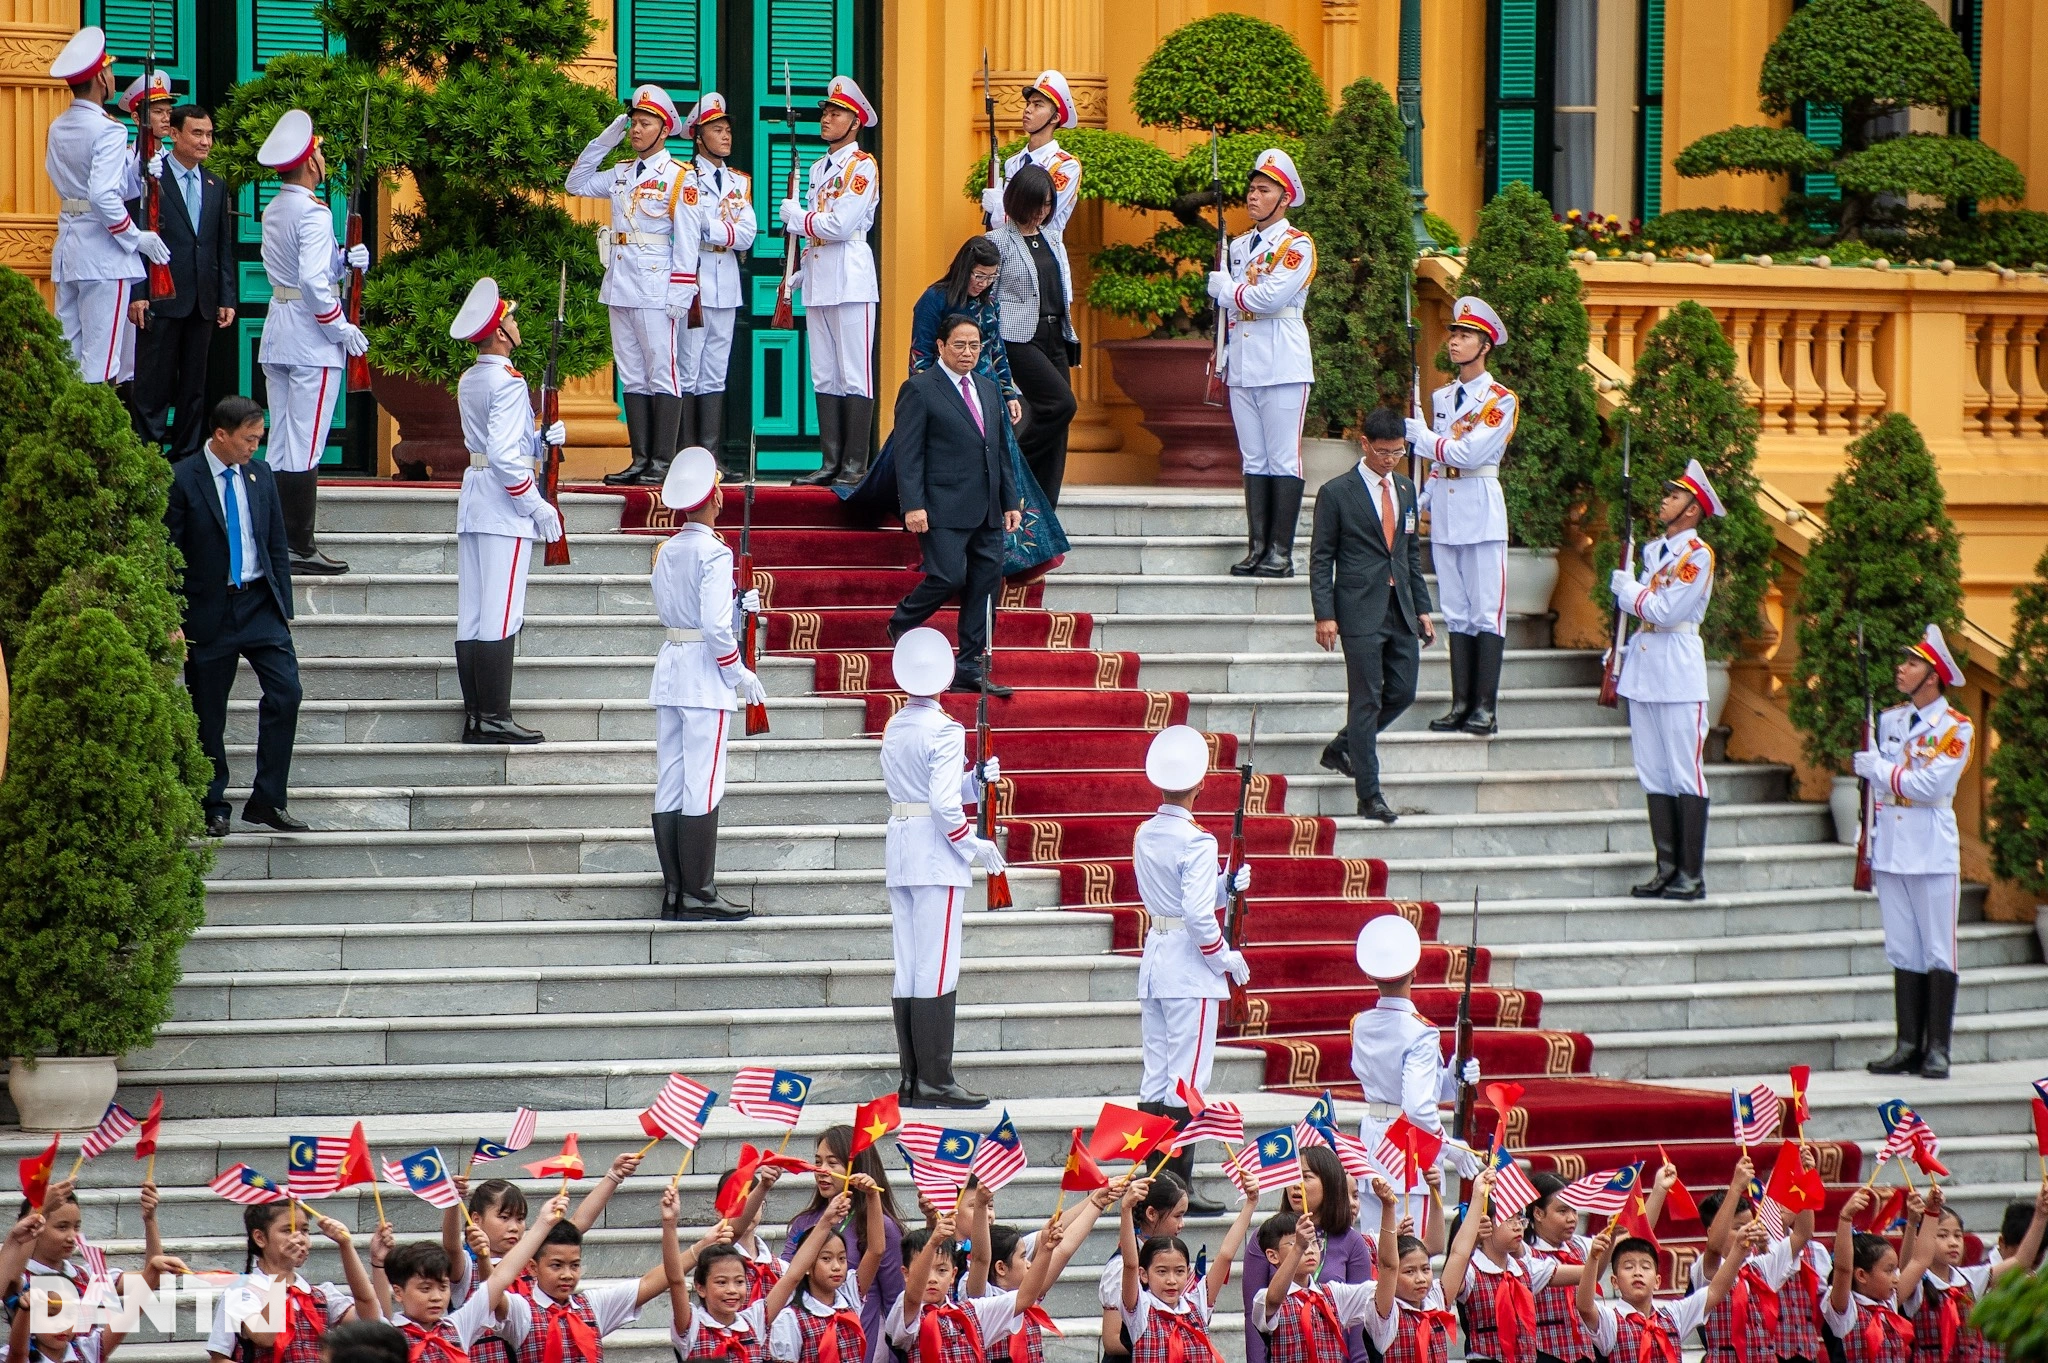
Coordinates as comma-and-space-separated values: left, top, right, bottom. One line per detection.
2034, 1076, 2048, 1111
1560, 1163, 1645, 1216
287, 1134, 352, 1198
897, 1124, 981, 1166
1171, 1102, 1244, 1153
73, 1235, 118, 1310
210, 1164, 288, 1205
78, 1104, 138, 1162
640, 1074, 719, 1147
1876, 1099, 1946, 1175
729, 1068, 812, 1127
1226, 1127, 1304, 1193
1291, 1121, 1384, 1182
970, 1111, 1027, 1192
384, 1147, 462, 1209
1372, 1116, 1443, 1192
1483, 1146, 1541, 1219
897, 1130, 978, 1214
1732, 1086, 1782, 1145
472, 1107, 539, 1165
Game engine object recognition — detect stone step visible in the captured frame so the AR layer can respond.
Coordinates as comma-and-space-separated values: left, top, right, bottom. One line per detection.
1289, 764, 1787, 818
1328, 801, 1830, 861
1186, 686, 1624, 735
1590, 1005, 2048, 1080
238, 695, 865, 746
295, 573, 671, 619
1690, 1060, 2048, 1140
1380, 840, 1859, 903
1432, 884, 1990, 948
285, 615, 790, 659
1491, 922, 2035, 989
318, 530, 662, 576
233, 654, 829, 705
1047, 488, 1294, 540
219, 781, 891, 834
1257, 725, 1642, 778
226, 739, 881, 788
1137, 648, 1599, 694
318, 488, 628, 535
1094, 611, 1553, 654
1539, 963, 2048, 1035
1061, 535, 1306, 577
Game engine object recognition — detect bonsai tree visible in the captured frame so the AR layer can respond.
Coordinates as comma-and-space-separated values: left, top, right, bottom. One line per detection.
1787, 413, 1964, 771
1458, 183, 1601, 550
1293, 77, 1415, 437
1591, 300, 1775, 660
1673, 0, 2023, 242
214, 0, 616, 386
1986, 546, 2048, 895
965, 14, 1327, 337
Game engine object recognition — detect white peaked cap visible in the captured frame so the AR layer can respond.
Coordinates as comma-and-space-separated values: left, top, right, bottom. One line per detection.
1909, 623, 1963, 687
257, 109, 320, 171
1356, 914, 1422, 982
660, 446, 720, 513
1251, 148, 1304, 207
119, 69, 172, 114
629, 85, 682, 136
684, 91, 729, 134
892, 627, 956, 697
1671, 458, 1726, 518
1448, 295, 1506, 347
1025, 71, 1078, 129
823, 75, 877, 128
50, 27, 112, 83
1145, 724, 1211, 793
449, 277, 512, 343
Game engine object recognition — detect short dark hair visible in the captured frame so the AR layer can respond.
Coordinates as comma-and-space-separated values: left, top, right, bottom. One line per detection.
383, 1242, 452, 1288
1257, 1210, 1301, 1254
988, 1223, 1022, 1269
2001, 1202, 2046, 1265
693, 1243, 746, 1287
1002, 166, 1055, 229
320, 1320, 409, 1363
469, 1178, 526, 1222
169, 103, 211, 129
1361, 407, 1407, 443
211, 395, 265, 437
541, 1220, 581, 1249
937, 312, 982, 343
898, 1226, 968, 1275
1851, 1231, 1894, 1273
1612, 1237, 1659, 1266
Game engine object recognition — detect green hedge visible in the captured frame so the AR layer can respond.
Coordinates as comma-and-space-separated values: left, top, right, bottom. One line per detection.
1989, 546, 2048, 896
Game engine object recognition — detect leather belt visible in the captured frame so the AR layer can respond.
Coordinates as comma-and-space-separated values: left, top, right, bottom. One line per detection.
890, 802, 931, 818
1638, 621, 1699, 635
664, 627, 704, 643
1239, 306, 1304, 321
1431, 463, 1499, 480
272, 286, 302, 301
58, 198, 91, 214
469, 452, 533, 470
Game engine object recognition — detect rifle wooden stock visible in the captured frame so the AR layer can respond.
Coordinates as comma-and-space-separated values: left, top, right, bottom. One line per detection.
1220, 761, 1253, 1029
738, 482, 768, 735
539, 383, 569, 568
343, 208, 370, 391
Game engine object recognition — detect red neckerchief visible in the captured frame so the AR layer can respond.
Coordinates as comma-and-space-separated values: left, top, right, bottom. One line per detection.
1154, 1306, 1220, 1363
1403, 1305, 1457, 1361
1484, 1267, 1537, 1362
1015, 1306, 1062, 1340
1859, 1302, 1915, 1359
693, 1319, 755, 1363
812, 1306, 867, 1363
401, 1321, 471, 1363
1930, 1277, 1970, 1361
1285, 1287, 1345, 1363
536, 1298, 599, 1363
272, 1284, 329, 1363
1743, 1264, 1782, 1343
1627, 1309, 1679, 1363
915, 1301, 983, 1363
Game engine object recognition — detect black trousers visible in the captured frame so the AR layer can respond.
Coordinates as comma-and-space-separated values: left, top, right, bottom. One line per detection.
184, 585, 302, 818
889, 523, 1005, 663
1332, 595, 1420, 799
1010, 325, 1075, 506
133, 309, 216, 461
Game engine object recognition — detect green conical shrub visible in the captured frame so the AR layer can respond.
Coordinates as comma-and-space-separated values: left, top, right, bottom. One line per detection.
0, 266, 77, 471
1988, 546, 2048, 894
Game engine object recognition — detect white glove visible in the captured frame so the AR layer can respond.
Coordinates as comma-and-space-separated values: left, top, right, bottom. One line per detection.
1231, 863, 1252, 894
600, 112, 631, 145
978, 755, 1001, 787
723, 665, 766, 706
135, 230, 171, 265
1460, 1057, 1481, 1086
1610, 568, 1638, 599
1851, 749, 1885, 782
346, 243, 370, 272
147, 146, 167, 178
337, 322, 370, 357
780, 199, 806, 232
980, 186, 1004, 221
666, 296, 695, 321
543, 419, 567, 447
1404, 416, 1433, 449
1206, 270, 1232, 303
531, 503, 564, 542
969, 836, 1006, 874
1222, 950, 1251, 986
738, 588, 762, 614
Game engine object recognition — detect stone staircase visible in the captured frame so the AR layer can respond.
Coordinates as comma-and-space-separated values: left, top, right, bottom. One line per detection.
5, 484, 2043, 1363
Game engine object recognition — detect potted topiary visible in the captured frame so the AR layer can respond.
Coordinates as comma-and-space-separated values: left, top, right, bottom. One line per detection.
1988, 545, 2048, 954
213, 0, 615, 478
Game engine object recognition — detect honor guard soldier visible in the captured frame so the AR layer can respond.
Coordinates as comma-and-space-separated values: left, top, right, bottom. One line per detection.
676, 93, 757, 471
1351, 915, 1480, 1231
882, 627, 1004, 1110
649, 447, 764, 924
981, 70, 1083, 240
1609, 458, 1722, 903
783, 75, 881, 489
1136, 724, 1251, 1215
119, 68, 174, 173
450, 277, 566, 746
1855, 623, 1973, 1080
568, 85, 700, 488
44, 26, 170, 386
1206, 149, 1316, 581
1409, 297, 1517, 735
256, 108, 367, 576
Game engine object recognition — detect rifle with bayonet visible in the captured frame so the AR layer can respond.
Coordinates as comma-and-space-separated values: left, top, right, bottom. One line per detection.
138, 0, 173, 303
344, 89, 373, 392
1598, 417, 1633, 708
1203, 127, 1228, 408
1854, 622, 1875, 892
1221, 707, 1257, 1029
981, 49, 1001, 228
540, 262, 570, 568
977, 596, 1012, 909
738, 433, 768, 735
1405, 263, 1424, 491
770, 61, 800, 331
1451, 887, 1480, 1143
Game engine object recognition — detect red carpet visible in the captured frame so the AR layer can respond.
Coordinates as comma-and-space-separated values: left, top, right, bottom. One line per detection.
627, 484, 1865, 1235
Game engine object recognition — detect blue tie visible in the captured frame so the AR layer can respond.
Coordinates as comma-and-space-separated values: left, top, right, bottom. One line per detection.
221, 468, 243, 588
179, 164, 199, 226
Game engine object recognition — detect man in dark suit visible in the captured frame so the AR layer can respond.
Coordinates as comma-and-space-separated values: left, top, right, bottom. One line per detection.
1310, 407, 1437, 823
127, 103, 237, 462
166, 395, 308, 837
888, 312, 1023, 694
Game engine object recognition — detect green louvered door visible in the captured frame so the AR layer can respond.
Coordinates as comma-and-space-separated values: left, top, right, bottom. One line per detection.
87, 0, 197, 95
1486, 0, 1554, 200
1636, 0, 1664, 220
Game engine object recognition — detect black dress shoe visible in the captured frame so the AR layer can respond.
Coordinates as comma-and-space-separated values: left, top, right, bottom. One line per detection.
1319, 738, 1355, 779
674, 893, 752, 923
241, 803, 311, 833
907, 1081, 989, 1110
950, 671, 1014, 698
206, 814, 230, 838
1357, 794, 1399, 824
288, 549, 349, 576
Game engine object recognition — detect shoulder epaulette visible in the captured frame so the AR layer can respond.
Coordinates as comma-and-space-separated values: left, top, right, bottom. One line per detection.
1489, 382, 1513, 399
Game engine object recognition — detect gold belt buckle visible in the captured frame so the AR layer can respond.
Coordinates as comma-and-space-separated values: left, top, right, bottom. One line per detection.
1439, 465, 1461, 481
613, 233, 630, 245
704, 244, 727, 253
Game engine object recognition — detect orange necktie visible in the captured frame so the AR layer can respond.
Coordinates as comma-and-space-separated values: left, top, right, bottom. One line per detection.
1380, 476, 1396, 554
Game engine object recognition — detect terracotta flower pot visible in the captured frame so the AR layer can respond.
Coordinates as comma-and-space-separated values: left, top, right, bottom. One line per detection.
1100, 338, 1241, 486
369, 368, 468, 480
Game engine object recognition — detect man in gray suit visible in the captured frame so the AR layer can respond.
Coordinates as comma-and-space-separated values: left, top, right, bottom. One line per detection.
1310, 407, 1436, 823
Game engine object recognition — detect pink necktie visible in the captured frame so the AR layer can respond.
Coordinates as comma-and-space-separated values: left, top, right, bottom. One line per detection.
959, 375, 985, 435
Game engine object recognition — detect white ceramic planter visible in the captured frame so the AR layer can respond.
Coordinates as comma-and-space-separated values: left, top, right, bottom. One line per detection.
1299, 437, 1357, 490
1829, 775, 1863, 847
8, 1056, 119, 1133
1706, 660, 1731, 729
1506, 546, 1561, 617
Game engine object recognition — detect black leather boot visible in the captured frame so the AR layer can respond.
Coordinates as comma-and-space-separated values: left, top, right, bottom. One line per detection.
603, 392, 655, 486
674, 807, 749, 921
644, 394, 685, 486
1632, 794, 1680, 897
676, 388, 701, 457
1430, 634, 1474, 731
470, 636, 544, 744
651, 810, 683, 920
1252, 476, 1303, 577
1921, 969, 1956, 1079
1461, 632, 1504, 734
276, 470, 349, 575
1661, 794, 1709, 900
907, 994, 988, 1109
836, 395, 874, 486
698, 393, 729, 472
1867, 970, 1929, 1074
892, 997, 917, 1103
1232, 476, 1271, 576
795, 395, 845, 486
454, 640, 481, 742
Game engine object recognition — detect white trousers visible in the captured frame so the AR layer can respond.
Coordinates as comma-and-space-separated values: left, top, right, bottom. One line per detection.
610, 306, 681, 396
1229, 382, 1309, 477
261, 363, 341, 473
890, 883, 965, 997
456, 532, 533, 642
1628, 699, 1709, 797
57, 279, 136, 385
1874, 871, 1959, 973
1138, 996, 1219, 1103
675, 306, 739, 395
807, 302, 875, 398
1355, 1114, 1479, 1233
655, 704, 730, 814
1433, 539, 1507, 637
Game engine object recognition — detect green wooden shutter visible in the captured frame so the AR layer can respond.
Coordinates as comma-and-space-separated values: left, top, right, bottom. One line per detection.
1486, 0, 1552, 199
1950, 0, 1981, 140
618, 0, 717, 159
87, 0, 197, 92
1636, 0, 1664, 220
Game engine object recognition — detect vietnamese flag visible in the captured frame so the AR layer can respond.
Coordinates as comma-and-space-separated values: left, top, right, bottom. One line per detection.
1615, 1192, 1657, 1246
134, 1092, 164, 1159
1059, 1129, 1108, 1193
336, 1121, 374, 1188
18, 1132, 59, 1210
1763, 1140, 1826, 1215
2032, 1097, 2048, 1158
850, 1095, 900, 1155
524, 1133, 584, 1179
714, 1147, 767, 1218
1654, 1145, 1701, 1225
1858, 1186, 1908, 1233
1788, 1065, 1811, 1131
1086, 1103, 1177, 1165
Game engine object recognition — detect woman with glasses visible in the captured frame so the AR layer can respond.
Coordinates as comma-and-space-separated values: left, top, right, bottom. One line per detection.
986, 165, 1079, 507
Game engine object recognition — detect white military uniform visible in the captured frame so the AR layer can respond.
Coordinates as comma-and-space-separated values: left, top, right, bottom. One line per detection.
46, 96, 148, 384
259, 182, 352, 472
1219, 218, 1316, 478
678, 154, 756, 395
881, 696, 982, 996
565, 128, 700, 397
649, 521, 744, 815
1133, 802, 1236, 1102
1416, 371, 1518, 636
1350, 995, 1465, 1228
787, 141, 880, 398
983, 140, 1083, 242
1865, 696, 1973, 973
454, 354, 552, 642
1615, 529, 1715, 797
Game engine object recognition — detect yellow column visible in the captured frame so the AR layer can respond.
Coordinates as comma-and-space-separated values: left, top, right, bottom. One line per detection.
0, 0, 80, 308
1420, 0, 1488, 241
1661, 0, 1793, 214
1978, 0, 2048, 212
1319, 1, 1365, 94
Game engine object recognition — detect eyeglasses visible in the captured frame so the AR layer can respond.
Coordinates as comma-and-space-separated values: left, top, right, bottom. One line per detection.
943, 337, 983, 352
969, 270, 1000, 285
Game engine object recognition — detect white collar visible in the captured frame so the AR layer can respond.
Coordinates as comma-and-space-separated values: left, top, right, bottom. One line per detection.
1357, 460, 1393, 486
1913, 696, 1951, 727
1459, 370, 1493, 397
279, 183, 315, 200
905, 694, 943, 710
823, 142, 860, 169
1026, 139, 1062, 163
629, 149, 672, 175
477, 354, 513, 370
244, 1269, 313, 1291
1247, 216, 1289, 244
1658, 528, 1695, 552
1154, 803, 1194, 822
1471, 1250, 1524, 1276
1373, 995, 1417, 1015
679, 520, 718, 538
